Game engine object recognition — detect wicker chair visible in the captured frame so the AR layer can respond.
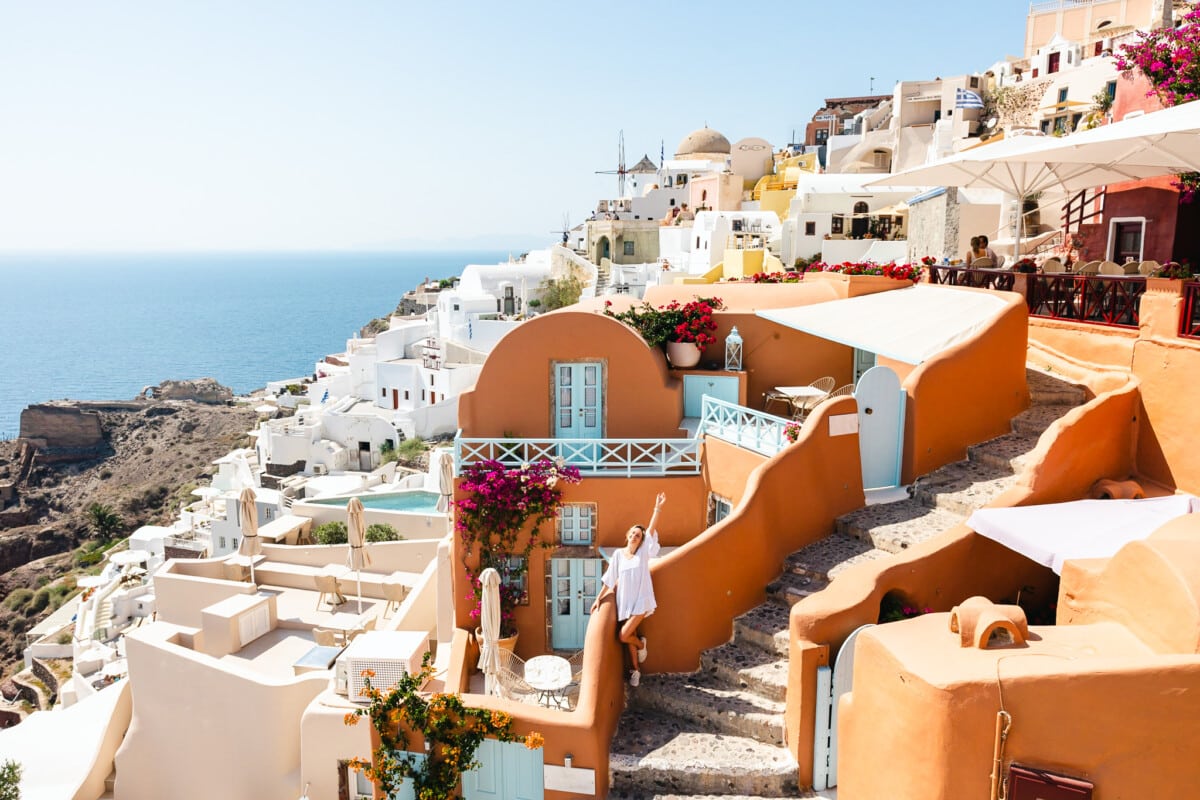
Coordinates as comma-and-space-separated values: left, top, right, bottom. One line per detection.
312, 626, 344, 647
969, 257, 994, 269
561, 650, 586, 710
1098, 260, 1122, 275
791, 377, 836, 421
494, 651, 540, 705
314, 573, 346, 610
1074, 260, 1100, 275
1139, 260, 1161, 276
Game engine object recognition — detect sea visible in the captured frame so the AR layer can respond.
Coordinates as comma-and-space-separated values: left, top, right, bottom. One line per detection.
0, 250, 513, 440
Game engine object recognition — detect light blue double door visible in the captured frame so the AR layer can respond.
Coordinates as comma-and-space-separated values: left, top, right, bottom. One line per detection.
372, 742, 543, 800
554, 362, 602, 463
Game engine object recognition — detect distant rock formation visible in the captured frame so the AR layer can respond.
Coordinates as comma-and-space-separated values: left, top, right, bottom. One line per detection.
140, 378, 233, 405
19, 404, 107, 461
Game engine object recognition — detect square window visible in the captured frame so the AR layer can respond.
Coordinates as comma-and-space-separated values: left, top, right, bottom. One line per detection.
1058, 87, 1069, 104
558, 504, 595, 546
831, 216, 844, 234
381, 388, 386, 398
805, 221, 817, 236
404, 390, 409, 400
494, 556, 528, 603
623, 241, 635, 256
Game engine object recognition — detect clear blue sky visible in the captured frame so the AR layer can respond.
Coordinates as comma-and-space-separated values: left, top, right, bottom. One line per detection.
0, 1, 1028, 252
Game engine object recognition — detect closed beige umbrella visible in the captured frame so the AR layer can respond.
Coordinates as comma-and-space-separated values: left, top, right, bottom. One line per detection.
237, 487, 261, 585
436, 450, 454, 513
477, 567, 502, 696
346, 498, 370, 613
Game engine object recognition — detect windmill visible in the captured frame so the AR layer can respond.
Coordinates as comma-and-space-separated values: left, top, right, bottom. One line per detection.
549, 213, 571, 244
595, 130, 628, 198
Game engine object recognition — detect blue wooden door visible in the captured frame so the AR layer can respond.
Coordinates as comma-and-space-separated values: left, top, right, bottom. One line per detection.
462, 739, 544, 800
856, 366, 905, 490
553, 362, 602, 463
551, 558, 601, 650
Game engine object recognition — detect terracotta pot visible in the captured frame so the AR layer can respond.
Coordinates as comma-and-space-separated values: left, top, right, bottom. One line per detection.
475, 628, 518, 654
665, 341, 702, 368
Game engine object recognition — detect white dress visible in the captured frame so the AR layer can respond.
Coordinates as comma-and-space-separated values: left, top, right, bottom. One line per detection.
602, 532, 660, 621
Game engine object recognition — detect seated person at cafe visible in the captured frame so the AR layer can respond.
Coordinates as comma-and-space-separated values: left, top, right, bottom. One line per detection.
965, 236, 986, 265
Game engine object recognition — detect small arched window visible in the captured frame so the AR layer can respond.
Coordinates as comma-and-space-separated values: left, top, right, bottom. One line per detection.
853, 201, 869, 214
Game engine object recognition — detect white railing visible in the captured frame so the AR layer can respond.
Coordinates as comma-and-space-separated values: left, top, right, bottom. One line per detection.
1029, 0, 1098, 13
454, 433, 701, 476
700, 396, 792, 457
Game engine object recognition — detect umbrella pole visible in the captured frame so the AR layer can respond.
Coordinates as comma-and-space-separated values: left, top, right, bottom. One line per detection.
357, 570, 363, 614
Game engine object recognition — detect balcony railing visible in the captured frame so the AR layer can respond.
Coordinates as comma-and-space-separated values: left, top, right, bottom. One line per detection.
700, 396, 791, 458
454, 434, 702, 476
1182, 282, 1200, 339
929, 266, 1016, 292
930, 266, 1146, 329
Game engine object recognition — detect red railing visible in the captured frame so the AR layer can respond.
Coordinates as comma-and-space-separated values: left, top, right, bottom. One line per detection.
1182, 281, 1200, 339
928, 266, 1016, 292
1026, 274, 1145, 328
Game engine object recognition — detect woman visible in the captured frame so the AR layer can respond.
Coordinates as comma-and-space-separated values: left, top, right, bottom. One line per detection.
592, 492, 665, 687
965, 236, 986, 265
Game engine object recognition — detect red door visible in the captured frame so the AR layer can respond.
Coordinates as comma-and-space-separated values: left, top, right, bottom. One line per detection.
392, 389, 399, 410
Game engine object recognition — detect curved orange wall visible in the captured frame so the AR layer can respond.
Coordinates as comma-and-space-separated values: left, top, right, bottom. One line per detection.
901, 288, 1030, 482
642, 397, 866, 675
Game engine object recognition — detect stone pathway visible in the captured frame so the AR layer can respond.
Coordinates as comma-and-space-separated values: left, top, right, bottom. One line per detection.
608, 368, 1086, 797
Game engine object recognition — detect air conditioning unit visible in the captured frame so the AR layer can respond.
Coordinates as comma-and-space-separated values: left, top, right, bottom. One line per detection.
312, 464, 328, 476
334, 630, 430, 702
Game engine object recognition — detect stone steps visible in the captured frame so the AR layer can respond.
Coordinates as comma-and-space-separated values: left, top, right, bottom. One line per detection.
836, 500, 964, 553
785, 533, 890, 582
609, 707, 799, 798
911, 460, 1022, 516
698, 641, 790, 704
766, 570, 829, 607
632, 671, 786, 745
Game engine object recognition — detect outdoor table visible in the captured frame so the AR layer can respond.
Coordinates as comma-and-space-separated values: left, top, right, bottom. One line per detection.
292, 644, 344, 676
774, 386, 829, 416
524, 654, 572, 709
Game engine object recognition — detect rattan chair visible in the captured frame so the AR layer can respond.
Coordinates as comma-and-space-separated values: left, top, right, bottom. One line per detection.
969, 257, 994, 269
1139, 260, 1161, 276
791, 377, 837, 421
1042, 258, 1066, 274
314, 573, 346, 610
562, 650, 586, 710
494, 651, 540, 705
1098, 260, 1122, 275
1074, 260, 1100, 275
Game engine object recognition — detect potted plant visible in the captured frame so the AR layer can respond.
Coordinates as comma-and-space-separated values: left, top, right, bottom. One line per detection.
603, 297, 724, 367
454, 459, 581, 642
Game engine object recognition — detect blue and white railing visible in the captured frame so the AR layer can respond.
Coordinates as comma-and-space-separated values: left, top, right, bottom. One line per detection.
454, 433, 702, 476
699, 396, 791, 457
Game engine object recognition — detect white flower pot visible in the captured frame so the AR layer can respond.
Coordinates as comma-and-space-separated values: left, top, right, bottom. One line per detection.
665, 341, 702, 368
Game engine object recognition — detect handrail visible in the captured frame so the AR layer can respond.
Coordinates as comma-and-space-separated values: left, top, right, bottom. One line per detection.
699, 396, 791, 457
1026, 273, 1145, 328
454, 433, 701, 477
928, 266, 1016, 292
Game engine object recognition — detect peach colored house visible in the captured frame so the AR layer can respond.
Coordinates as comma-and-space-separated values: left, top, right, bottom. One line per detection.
446, 271, 1032, 796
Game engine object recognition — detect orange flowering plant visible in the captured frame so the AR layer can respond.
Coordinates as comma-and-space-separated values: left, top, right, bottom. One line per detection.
345, 654, 543, 800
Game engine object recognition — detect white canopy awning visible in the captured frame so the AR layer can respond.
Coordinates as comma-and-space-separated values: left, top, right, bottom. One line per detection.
757, 284, 1007, 365
967, 495, 1200, 574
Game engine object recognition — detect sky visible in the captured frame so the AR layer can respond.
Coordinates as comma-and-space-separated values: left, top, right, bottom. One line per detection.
0, 1, 1029, 252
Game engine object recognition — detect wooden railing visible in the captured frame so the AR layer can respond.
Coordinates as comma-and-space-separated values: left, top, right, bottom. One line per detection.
929, 266, 1016, 292
700, 396, 791, 458
454, 433, 702, 476
1182, 281, 1200, 339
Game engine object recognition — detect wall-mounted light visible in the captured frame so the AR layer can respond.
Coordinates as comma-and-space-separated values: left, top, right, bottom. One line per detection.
564, 754, 573, 769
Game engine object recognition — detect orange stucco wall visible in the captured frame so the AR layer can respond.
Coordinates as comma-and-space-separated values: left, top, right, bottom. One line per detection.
901, 288, 1030, 482
644, 397, 866, 674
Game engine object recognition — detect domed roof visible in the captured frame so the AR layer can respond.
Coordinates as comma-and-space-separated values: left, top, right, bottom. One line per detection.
676, 127, 731, 157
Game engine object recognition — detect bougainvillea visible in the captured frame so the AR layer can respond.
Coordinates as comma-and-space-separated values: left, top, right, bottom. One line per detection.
346, 656, 543, 800
1115, 9, 1200, 202
817, 260, 924, 282
603, 297, 725, 349
454, 459, 581, 636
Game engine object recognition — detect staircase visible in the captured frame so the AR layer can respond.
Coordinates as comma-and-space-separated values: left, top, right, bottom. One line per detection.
608, 368, 1087, 798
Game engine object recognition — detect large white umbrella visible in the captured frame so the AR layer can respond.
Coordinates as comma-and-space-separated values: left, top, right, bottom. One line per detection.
477, 567, 502, 696
868, 102, 1200, 256
238, 487, 261, 585
108, 549, 150, 567
346, 497, 370, 613
436, 450, 454, 513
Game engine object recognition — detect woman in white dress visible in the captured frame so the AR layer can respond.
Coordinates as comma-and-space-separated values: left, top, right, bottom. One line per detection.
591, 492, 665, 687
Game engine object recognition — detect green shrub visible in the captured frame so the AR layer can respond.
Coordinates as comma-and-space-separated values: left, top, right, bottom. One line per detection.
365, 523, 401, 543
0, 758, 21, 800
28, 589, 50, 615
75, 550, 104, 568
313, 521, 348, 545
396, 437, 427, 461
4, 589, 33, 612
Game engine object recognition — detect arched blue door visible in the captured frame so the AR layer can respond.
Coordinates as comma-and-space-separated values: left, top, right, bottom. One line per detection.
856, 365, 905, 489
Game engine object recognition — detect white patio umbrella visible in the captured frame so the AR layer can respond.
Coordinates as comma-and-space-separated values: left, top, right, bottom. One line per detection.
436, 450, 454, 513
237, 487, 261, 585
477, 567, 502, 696
868, 102, 1200, 256
346, 497, 371, 613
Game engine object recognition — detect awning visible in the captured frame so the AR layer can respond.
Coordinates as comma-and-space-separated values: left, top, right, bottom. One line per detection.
967, 495, 1200, 574
757, 284, 1007, 365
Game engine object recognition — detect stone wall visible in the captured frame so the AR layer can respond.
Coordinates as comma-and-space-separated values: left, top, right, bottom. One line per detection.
19, 404, 104, 452
30, 657, 58, 701
907, 188, 960, 262
144, 378, 232, 404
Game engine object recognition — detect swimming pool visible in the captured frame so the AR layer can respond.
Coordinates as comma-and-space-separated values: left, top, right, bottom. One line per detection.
309, 490, 444, 513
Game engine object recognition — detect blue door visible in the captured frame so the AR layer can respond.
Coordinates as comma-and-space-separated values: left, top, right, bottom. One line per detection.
462, 739, 544, 800
828, 624, 874, 787
550, 558, 601, 650
856, 366, 905, 490
554, 362, 602, 463
682, 374, 739, 418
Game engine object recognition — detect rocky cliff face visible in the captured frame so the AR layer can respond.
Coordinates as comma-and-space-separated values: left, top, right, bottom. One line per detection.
0, 397, 256, 674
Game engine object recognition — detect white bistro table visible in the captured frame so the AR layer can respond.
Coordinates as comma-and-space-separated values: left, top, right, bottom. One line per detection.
774, 385, 829, 416
524, 654, 572, 709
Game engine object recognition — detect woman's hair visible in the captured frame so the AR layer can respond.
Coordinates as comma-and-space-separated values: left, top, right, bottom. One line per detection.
970, 236, 980, 249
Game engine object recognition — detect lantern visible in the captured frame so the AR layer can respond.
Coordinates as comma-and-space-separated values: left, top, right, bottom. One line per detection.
725, 326, 743, 371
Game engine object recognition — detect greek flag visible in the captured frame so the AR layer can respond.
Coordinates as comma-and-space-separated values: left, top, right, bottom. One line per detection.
320, 389, 329, 404
955, 88, 984, 109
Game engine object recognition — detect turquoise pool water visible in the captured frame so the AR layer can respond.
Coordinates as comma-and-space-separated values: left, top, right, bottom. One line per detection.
310, 490, 443, 513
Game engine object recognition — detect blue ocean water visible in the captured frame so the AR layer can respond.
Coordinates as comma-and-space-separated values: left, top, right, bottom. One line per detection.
0, 251, 509, 439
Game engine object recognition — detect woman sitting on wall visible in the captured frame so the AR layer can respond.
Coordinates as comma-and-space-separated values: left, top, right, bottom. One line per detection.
592, 492, 665, 687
